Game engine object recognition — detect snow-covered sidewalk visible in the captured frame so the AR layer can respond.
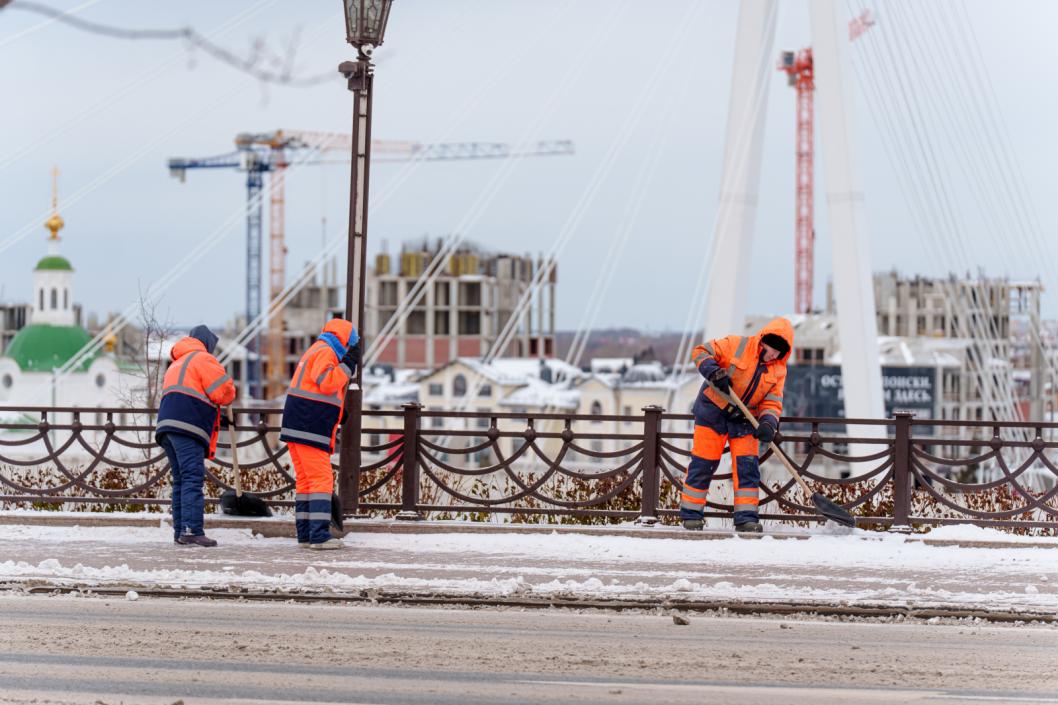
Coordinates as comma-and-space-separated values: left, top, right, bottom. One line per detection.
1, 517, 1057, 616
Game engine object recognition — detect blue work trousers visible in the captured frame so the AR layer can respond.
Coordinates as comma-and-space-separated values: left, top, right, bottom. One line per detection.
160, 432, 208, 538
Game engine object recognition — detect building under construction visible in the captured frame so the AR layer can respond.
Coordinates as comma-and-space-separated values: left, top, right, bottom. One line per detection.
368, 240, 556, 370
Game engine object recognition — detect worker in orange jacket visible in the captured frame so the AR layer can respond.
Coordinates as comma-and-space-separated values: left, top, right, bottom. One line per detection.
155, 325, 237, 547
681, 317, 794, 533
280, 317, 360, 550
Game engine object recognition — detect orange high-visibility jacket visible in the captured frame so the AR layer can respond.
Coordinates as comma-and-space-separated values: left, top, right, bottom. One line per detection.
155, 337, 237, 458
280, 318, 357, 453
691, 317, 794, 424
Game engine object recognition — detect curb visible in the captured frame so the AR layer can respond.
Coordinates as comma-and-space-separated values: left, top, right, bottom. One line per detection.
0, 513, 1055, 549
5, 583, 1056, 624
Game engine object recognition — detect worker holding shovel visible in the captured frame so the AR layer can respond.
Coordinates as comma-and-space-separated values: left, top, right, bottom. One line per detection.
155, 325, 237, 547
280, 317, 360, 550
681, 317, 794, 533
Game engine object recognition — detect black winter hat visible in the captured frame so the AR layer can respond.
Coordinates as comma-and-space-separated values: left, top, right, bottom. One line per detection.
188, 324, 219, 355
760, 333, 789, 358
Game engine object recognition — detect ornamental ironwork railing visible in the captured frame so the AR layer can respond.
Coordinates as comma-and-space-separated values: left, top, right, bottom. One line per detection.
0, 404, 1056, 530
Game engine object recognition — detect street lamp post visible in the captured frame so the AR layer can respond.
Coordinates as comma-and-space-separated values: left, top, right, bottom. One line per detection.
337, 0, 393, 516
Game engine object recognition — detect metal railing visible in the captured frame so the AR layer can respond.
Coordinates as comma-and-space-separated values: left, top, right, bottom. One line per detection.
0, 404, 1056, 530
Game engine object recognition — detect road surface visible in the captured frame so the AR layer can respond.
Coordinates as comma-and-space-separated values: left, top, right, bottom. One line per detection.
1, 594, 1056, 704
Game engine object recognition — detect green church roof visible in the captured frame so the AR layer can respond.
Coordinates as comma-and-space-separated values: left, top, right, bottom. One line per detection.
34, 255, 73, 271
5, 324, 97, 372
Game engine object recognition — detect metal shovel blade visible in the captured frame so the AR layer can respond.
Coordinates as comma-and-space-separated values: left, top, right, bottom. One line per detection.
219, 489, 273, 517
330, 492, 344, 535
811, 492, 855, 528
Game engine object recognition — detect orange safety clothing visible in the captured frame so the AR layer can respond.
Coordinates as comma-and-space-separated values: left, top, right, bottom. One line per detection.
155, 336, 236, 458
691, 316, 794, 426
280, 318, 357, 453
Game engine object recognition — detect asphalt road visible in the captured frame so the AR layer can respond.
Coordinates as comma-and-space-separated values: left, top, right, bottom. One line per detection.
1, 594, 1056, 705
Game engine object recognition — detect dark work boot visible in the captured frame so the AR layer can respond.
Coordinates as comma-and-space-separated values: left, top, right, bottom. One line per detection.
734, 521, 763, 534
177, 534, 218, 547
682, 519, 704, 531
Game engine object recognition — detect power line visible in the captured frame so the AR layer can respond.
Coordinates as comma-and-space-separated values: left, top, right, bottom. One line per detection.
1, 0, 335, 86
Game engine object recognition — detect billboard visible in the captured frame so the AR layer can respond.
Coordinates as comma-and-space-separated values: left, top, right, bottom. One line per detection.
783, 365, 937, 420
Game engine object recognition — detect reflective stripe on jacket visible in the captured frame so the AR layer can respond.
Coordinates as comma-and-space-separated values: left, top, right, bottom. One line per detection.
691, 317, 794, 424
155, 336, 237, 458
280, 319, 356, 453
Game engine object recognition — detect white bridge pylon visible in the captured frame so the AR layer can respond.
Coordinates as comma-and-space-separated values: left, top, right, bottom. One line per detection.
703, 0, 885, 427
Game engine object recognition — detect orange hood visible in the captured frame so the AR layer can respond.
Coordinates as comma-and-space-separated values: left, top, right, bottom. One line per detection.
321, 318, 356, 347
170, 336, 207, 361
757, 317, 794, 365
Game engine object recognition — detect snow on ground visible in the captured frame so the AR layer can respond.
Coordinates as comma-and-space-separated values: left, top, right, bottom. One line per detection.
1, 521, 1057, 614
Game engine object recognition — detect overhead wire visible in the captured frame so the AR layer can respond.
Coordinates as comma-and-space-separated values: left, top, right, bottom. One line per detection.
441, 0, 708, 436
845, 0, 1010, 427
0, 0, 103, 49
18, 11, 343, 403
845, 0, 1039, 478
218, 2, 578, 368
664, 0, 781, 415
936, 0, 1058, 402
361, 0, 632, 370
0, 0, 280, 174
876, 0, 1025, 424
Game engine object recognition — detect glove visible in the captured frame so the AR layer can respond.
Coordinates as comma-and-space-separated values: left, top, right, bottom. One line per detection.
753, 418, 777, 445
341, 341, 361, 370
709, 369, 732, 394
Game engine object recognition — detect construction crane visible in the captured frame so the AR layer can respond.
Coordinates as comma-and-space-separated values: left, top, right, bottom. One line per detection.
168, 134, 575, 399
777, 48, 815, 315
775, 12, 875, 316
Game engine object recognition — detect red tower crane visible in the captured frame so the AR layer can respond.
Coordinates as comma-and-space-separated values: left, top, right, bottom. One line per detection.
778, 48, 815, 315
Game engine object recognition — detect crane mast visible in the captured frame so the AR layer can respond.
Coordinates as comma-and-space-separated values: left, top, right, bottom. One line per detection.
778, 48, 815, 315
168, 134, 575, 399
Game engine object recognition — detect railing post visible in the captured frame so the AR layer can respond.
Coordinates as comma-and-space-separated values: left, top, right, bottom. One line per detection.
891, 412, 914, 532
396, 402, 423, 521
637, 405, 664, 526
338, 394, 362, 517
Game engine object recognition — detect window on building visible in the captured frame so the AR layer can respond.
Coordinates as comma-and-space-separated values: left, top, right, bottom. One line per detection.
478, 384, 492, 398
380, 281, 398, 306
63, 289, 69, 310
428, 383, 443, 396
430, 416, 445, 429
407, 310, 426, 334
590, 400, 603, 424
434, 311, 450, 334
458, 311, 481, 335
476, 416, 490, 429
434, 282, 451, 305
50, 288, 57, 310
459, 281, 481, 306
453, 374, 467, 397
38, 289, 43, 310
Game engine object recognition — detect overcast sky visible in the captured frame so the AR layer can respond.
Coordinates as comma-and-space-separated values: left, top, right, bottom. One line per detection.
3, 0, 1057, 336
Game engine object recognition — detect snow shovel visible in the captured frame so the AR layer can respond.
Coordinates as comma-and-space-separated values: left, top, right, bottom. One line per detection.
720, 389, 856, 528
219, 407, 272, 517
330, 493, 345, 537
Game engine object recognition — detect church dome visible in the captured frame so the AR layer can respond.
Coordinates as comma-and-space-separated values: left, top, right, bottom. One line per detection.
5, 324, 97, 372
34, 255, 73, 271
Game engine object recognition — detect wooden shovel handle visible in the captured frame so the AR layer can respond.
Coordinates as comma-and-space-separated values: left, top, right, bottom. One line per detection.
711, 383, 815, 498
226, 406, 242, 497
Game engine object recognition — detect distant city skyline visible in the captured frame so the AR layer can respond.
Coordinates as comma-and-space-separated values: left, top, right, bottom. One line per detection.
3, 0, 1057, 340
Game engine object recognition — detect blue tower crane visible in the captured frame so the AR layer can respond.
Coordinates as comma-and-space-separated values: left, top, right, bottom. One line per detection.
168, 135, 575, 400
168, 146, 276, 400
